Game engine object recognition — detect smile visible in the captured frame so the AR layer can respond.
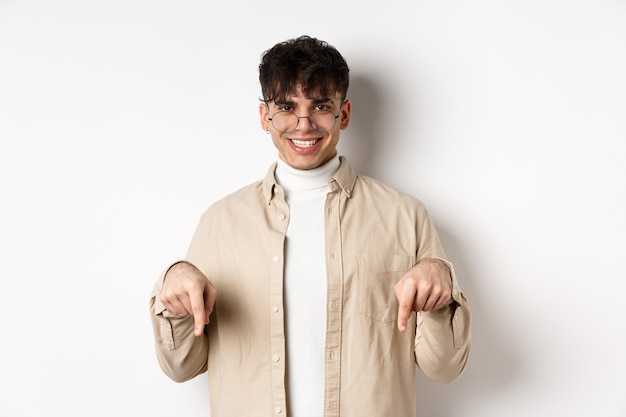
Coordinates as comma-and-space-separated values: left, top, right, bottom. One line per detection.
290, 139, 319, 148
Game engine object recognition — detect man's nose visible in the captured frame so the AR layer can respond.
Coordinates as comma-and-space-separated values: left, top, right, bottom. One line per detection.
295, 115, 315, 130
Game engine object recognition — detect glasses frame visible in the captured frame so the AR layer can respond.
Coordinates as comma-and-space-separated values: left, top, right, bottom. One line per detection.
267, 102, 344, 133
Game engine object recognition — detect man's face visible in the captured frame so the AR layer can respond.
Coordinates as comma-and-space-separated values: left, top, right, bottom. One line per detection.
259, 85, 351, 170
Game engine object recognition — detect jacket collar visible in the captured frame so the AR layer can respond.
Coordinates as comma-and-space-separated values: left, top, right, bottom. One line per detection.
263, 156, 357, 204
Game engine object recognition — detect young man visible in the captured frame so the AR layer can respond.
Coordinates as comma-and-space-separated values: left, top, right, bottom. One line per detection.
149, 35, 471, 417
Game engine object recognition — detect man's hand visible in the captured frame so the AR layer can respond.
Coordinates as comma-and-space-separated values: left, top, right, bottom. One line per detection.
160, 262, 217, 337
394, 258, 452, 333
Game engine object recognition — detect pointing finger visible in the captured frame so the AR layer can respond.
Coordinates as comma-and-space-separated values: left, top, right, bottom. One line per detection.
396, 281, 416, 333
189, 288, 208, 337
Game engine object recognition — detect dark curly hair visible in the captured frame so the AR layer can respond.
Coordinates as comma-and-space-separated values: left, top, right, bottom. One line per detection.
259, 35, 350, 104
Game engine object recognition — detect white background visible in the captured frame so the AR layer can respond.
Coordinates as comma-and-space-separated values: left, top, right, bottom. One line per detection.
1, 1, 625, 416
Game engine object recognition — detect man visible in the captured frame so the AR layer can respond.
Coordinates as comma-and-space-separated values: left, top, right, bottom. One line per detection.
150, 35, 471, 417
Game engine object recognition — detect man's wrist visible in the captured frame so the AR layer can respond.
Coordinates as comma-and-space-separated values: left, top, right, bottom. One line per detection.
420, 258, 451, 277
164, 260, 192, 281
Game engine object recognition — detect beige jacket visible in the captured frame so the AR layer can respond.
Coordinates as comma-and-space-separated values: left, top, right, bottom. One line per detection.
150, 157, 471, 417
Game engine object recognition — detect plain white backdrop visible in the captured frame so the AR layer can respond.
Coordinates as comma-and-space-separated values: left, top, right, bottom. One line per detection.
1, 1, 625, 416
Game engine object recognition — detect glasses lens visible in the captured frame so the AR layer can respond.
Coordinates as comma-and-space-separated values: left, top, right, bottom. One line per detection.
271, 112, 298, 133
309, 111, 336, 132
271, 111, 337, 133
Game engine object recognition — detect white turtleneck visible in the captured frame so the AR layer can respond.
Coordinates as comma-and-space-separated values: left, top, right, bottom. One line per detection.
274, 155, 340, 417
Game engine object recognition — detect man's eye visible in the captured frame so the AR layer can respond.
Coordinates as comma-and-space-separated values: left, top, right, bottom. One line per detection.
315, 104, 329, 111
279, 106, 293, 112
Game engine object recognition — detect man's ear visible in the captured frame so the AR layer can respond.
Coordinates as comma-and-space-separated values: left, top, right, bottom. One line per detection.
259, 103, 270, 131
340, 99, 352, 130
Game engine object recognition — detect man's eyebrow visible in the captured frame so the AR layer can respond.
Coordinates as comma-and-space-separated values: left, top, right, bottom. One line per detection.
311, 97, 333, 105
273, 97, 335, 107
273, 99, 295, 106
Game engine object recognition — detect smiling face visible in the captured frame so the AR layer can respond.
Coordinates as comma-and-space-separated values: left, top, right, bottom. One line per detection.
259, 85, 351, 170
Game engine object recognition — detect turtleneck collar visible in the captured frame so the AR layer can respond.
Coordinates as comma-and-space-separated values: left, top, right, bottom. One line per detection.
275, 155, 341, 195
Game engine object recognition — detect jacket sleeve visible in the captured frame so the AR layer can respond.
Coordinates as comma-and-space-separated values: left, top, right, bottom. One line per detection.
412, 205, 472, 382
149, 263, 209, 382
414, 259, 472, 383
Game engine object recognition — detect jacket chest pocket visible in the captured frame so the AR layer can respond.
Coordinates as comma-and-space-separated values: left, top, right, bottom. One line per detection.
357, 252, 415, 323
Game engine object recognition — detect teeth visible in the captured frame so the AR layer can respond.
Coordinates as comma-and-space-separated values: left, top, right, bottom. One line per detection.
291, 139, 317, 148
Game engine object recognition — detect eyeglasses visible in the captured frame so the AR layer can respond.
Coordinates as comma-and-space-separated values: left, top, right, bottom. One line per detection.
268, 109, 341, 133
